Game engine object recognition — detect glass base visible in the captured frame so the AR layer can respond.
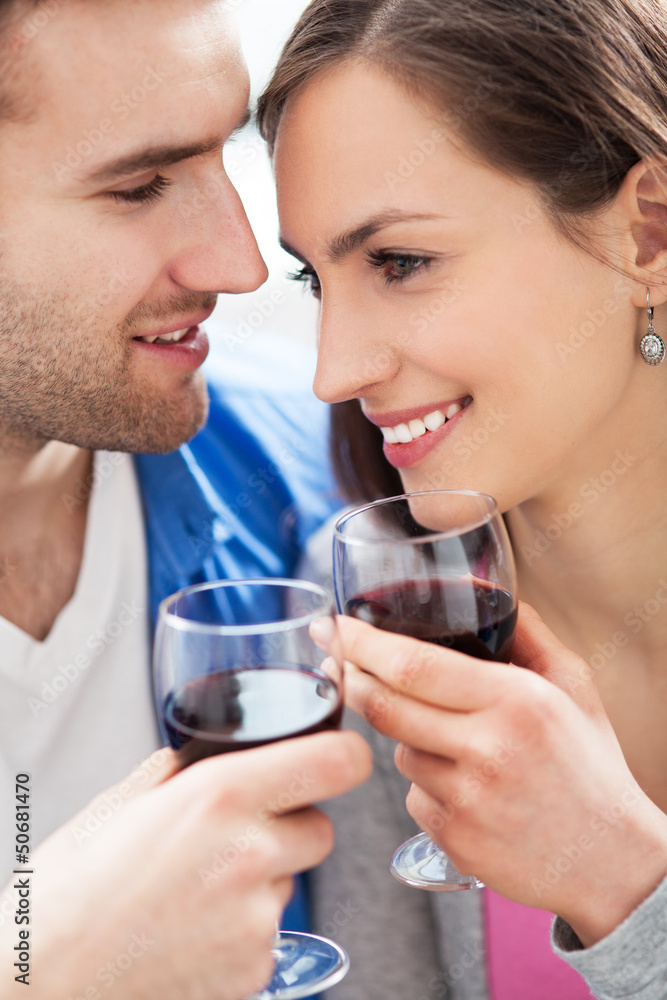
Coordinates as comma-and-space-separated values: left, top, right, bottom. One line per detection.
391, 832, 484, 891
249, 932, 350, 1000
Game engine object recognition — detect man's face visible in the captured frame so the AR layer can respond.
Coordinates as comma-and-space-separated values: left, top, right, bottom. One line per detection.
0, 0, 267, 454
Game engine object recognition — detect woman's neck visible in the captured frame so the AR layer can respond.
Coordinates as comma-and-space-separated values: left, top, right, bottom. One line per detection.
507, 432, 667, 672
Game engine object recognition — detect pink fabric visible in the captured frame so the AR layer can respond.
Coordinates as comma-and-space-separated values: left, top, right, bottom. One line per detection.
484, 889, 596, 1000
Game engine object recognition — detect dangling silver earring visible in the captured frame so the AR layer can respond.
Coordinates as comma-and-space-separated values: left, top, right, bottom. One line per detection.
640, 289, 665, 366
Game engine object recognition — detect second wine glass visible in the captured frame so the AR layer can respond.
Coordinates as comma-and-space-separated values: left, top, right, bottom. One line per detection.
153, 578, 349, 998
333, 490, 517, 891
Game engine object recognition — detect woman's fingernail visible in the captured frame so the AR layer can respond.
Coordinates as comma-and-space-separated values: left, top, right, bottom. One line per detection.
309, 616, 335, 651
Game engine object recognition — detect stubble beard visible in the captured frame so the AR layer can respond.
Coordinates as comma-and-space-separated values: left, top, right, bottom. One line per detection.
0, 276, 211, 455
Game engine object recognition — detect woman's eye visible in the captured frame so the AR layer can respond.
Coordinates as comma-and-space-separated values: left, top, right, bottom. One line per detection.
288, 265, 322, 297
367, 251, 431, 284
394, 256, 424, 277
108, 173, 172, 206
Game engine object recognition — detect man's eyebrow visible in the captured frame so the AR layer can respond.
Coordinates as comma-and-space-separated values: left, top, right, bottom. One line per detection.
280, 212, 445, 266
83, 108, 252, 185
230, 107, 252, 137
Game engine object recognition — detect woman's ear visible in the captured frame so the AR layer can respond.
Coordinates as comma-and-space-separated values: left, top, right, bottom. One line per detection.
616, 159, 667, 307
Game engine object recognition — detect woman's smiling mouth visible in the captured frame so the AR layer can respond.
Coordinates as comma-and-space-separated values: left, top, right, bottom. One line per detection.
363, 396, 472, 469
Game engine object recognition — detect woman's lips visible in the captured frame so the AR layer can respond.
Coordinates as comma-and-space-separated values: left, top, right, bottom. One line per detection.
370, 398, 471, 470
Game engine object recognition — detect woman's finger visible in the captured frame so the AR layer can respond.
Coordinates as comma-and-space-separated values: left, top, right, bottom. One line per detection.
402, 780, 466, 846
337, 615, 508, 711
344, 661, 477, 757
396, 742, 520, 813
512, 602, 607, 717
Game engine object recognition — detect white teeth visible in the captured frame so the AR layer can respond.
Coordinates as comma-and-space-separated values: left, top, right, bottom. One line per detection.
138, 328, 189, 345
408, 418, 427, 438
158, 328, 187, 344
380, 402, 469, 445
423, 410, 446, 432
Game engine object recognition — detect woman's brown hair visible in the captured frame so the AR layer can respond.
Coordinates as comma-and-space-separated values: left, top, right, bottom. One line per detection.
257, 0, 667, 503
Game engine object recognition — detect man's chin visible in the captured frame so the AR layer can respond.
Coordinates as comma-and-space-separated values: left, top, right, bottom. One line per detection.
126, 393, 211, 455
74, 385, 211, 456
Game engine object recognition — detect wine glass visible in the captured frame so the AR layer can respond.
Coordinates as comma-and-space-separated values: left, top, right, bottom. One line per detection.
333, 490, 517, 892
153, 578, 349, 999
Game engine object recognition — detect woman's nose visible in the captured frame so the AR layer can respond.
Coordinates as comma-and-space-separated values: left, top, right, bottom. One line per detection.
313, 299, 400, 403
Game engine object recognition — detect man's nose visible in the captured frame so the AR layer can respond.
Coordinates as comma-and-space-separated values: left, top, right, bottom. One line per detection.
167, 173, 268, 294
313, 296, 400, 403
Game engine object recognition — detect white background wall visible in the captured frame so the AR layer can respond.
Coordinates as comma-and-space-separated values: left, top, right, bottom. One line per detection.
208, 0, 319, 350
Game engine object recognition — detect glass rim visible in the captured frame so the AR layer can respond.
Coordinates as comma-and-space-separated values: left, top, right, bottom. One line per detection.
157, 578, 334, 636
334, 490, 499, 546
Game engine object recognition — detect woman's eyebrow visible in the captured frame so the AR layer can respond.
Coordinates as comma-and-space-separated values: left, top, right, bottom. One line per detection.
326, 211, 443, 262
279, 237, 309, 264
281, 212, 446, 266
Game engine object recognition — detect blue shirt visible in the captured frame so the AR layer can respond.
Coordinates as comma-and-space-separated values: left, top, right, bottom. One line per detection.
134, 334, 339, 934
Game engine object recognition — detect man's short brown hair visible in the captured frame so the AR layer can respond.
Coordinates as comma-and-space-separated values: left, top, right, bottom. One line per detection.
0, 0, 52, 121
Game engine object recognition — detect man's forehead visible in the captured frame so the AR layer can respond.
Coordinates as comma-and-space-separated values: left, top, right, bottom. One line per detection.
6, 0, 246, 139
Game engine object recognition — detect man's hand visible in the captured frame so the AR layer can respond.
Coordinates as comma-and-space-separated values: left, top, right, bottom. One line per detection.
0, 731, 372, 1000
331, 603, 667, 947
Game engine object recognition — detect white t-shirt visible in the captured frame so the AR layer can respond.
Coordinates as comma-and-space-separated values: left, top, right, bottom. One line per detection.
0, 452, 159, 882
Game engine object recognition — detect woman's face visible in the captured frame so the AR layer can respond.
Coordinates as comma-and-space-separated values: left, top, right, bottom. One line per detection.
274, 62, 645, 513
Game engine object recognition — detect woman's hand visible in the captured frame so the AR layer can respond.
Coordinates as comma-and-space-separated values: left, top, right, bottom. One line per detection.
330, 602, 667, 946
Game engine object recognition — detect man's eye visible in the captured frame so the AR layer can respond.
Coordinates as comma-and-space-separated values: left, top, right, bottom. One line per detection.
367, 251, 431, 284
108, 174, 172, 205
288, 265, 322, 297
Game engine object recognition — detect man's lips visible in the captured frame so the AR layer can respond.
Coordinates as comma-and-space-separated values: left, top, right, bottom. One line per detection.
130, 308, 213, 373
131, 305, 216, 344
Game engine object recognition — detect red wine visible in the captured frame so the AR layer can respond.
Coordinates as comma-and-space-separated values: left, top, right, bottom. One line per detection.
345, 579, 516, 662
164, 666, 343, 768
